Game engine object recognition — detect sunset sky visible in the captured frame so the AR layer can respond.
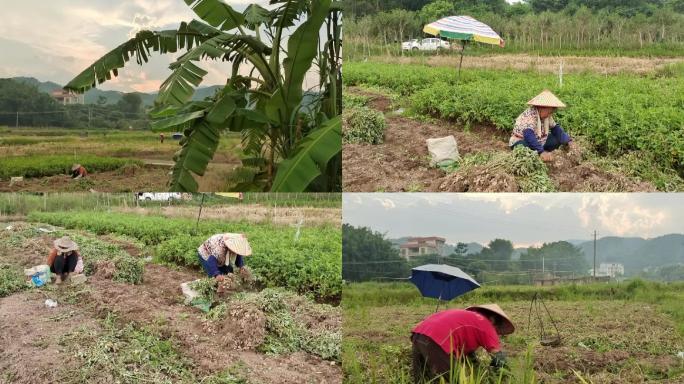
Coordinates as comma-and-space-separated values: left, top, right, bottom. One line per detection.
0, 0, 268, 92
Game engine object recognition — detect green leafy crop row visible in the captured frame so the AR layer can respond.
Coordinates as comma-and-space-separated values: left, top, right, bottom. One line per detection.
345, 62, 684, 178
0, 155, 142, 180
28, 211, 342, 302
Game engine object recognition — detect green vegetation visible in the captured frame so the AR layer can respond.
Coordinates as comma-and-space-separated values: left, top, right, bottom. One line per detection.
343, 225, 587, 284
0, 155, 141, 180
344, 0, 684, 59
343, 106, 387, 144
29, 211, 342, 302
345, 62, 684, 186
66, 0, 342, 192
0, 79, 149, 129
0, 264, 27, 297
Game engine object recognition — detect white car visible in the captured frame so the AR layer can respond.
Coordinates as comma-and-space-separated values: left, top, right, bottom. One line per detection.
402, 38, 450, 51
136, 192, 181, 202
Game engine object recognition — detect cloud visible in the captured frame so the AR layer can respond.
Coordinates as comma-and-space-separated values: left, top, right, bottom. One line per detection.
375, 198, 396, 210
577, 194, 667, 236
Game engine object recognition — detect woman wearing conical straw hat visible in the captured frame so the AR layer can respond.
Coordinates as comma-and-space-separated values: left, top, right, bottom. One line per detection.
509, 90, 576, 162
411, 304, 515, 383
47, 236, 84, 284
197, 233, 252, 282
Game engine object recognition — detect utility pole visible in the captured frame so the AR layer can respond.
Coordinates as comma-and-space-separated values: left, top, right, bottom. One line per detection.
542, 256, 545, 277
593, 230, 597, 278
88, 106, 92, 129
16, 111, 19, 128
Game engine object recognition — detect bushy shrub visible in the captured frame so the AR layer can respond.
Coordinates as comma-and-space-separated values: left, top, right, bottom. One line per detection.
342, 106, 386, 145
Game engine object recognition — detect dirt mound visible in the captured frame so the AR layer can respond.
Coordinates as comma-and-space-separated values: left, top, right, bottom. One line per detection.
92, 260, 115, 279
547, 149, 656, 192
224, 301, 268, 349
438, 166, 519, 192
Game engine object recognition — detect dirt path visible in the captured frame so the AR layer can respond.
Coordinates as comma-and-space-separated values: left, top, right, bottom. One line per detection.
371, 54, 684, 75
0, 223, 341, 383
343, 88, 655, 192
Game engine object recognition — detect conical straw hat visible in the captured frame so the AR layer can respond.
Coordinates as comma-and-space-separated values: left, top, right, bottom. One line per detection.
222, 233, 252, 256
527, 90, 566, 108
466, 304, 515, 335
71, 164, 82, 171
54, 236, 79, 253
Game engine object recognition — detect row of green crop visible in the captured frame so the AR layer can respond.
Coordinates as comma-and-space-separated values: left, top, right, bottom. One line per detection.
27, 211, 342, 302
0, 155, 142, 180
344, 62, 684, 176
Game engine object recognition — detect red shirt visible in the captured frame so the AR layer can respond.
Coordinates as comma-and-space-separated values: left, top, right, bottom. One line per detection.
412, 309, 501, 356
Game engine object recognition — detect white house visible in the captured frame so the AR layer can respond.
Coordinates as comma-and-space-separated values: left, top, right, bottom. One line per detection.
589, 262, 625, 278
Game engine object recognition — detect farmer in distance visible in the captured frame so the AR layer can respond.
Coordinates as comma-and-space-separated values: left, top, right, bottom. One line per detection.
411, 304, 515, 382
197, 233, 251, 282
509, 90, 576, 162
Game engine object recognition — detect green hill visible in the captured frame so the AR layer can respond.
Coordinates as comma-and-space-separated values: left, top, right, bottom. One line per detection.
10, 77, 222, 107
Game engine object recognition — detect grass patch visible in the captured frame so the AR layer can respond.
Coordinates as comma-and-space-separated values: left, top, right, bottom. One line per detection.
0, 264, 28, 297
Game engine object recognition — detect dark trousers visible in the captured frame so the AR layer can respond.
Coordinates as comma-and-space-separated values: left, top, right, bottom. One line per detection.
50, 253, 78, 275
512, 125, 571, 152
412, 333, 453, 383
412, 334, 477, 383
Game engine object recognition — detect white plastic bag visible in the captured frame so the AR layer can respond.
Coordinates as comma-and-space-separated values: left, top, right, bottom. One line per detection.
426, 136, 459, 167
180, 280, 201, 304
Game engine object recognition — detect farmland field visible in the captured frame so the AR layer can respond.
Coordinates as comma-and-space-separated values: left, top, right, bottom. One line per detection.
0, 198, 342, 383
342, 59, 684, 192
343, 282, 684, 384
0, 128, 242, 192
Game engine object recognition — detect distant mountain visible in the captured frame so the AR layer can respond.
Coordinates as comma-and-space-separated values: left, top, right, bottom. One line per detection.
11, 77, 222, 107
577, 234, 684, 274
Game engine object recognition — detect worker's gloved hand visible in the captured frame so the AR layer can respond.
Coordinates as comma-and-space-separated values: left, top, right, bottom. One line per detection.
490, 351, 507, 369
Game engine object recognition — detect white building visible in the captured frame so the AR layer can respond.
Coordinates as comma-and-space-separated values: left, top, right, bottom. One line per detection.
589, 262, 625, 278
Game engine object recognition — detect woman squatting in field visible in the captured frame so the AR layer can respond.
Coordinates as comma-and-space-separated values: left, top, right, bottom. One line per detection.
197, 233, 252, 287
47, 236, 84, 284
411, 304, 515, 383
509, 90, 576, 162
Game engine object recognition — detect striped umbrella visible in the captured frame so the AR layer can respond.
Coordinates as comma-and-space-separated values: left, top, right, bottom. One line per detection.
423, 15, 505, 78
423, 15, 505, 47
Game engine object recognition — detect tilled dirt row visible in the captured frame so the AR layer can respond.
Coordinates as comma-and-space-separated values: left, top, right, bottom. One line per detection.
343, 88, 655, 192
0, 223, 341, 384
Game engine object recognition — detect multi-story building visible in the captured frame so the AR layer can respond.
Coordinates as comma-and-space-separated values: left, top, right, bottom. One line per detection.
400, 237, 446, 259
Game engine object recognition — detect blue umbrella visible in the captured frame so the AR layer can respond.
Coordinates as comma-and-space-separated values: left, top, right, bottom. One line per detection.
410, 264, 480, 306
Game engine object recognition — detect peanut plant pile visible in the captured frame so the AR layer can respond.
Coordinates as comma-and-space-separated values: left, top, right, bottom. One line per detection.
344, 62, 684, 183
28, 211, 342, 302
0, 155, 142, 180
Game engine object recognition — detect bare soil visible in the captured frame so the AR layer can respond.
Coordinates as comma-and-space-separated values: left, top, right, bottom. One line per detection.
0, 222, 341, 384
343, 88, 655, 192
373, 54, 684, 75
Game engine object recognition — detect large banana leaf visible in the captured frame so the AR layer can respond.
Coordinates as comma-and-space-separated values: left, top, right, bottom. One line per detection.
184, 0, 245, 31
271, 116, 341, 192
169, 119, 221, 191
65, 21, 214, 93
281, 0, 331, 113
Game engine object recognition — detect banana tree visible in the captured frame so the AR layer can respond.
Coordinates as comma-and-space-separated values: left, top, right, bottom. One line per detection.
65, 0, 342, 192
